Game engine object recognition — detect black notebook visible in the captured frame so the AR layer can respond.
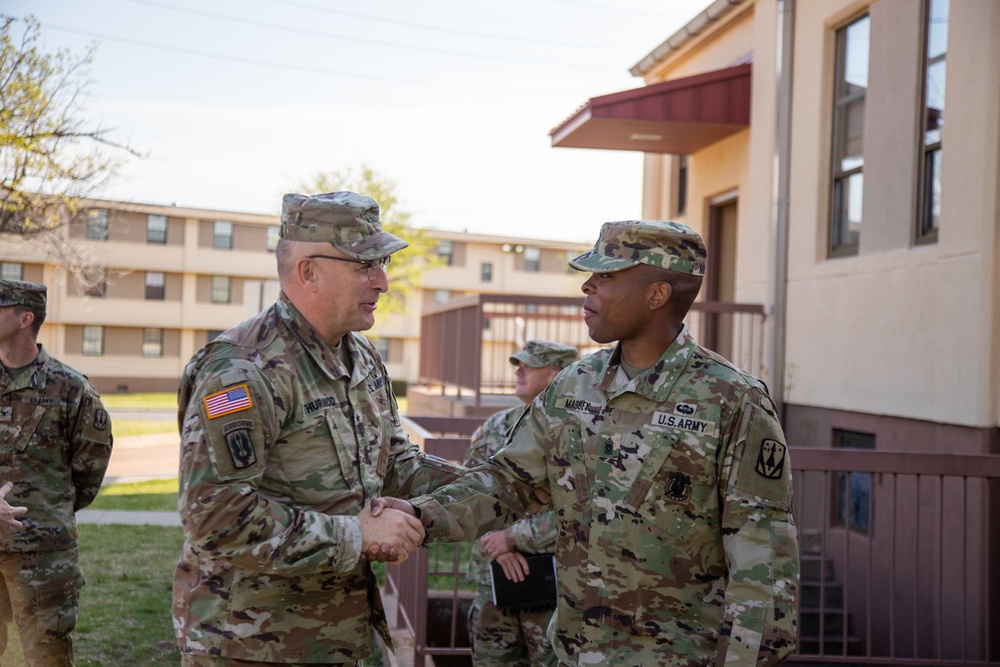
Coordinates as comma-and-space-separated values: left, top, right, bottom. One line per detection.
489, 553, 557, 610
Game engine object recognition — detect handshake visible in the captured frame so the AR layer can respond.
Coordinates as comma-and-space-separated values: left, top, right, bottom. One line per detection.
358, 497, 422, 564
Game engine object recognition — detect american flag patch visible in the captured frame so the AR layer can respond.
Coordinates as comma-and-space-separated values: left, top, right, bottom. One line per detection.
204, 384, 253, 419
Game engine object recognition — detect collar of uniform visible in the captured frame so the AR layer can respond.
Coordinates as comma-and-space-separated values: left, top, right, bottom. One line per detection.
275, 293, 350, 382
596, 326, 695, 401
0, 344, 48, 392
274, 293, 368, 387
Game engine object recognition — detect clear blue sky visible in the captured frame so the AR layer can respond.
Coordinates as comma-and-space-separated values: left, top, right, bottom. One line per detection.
4, 0, 704, 242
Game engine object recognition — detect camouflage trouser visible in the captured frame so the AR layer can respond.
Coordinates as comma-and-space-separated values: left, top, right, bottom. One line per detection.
467, 585, 556, 667
0, 548, 83, 667
181, 656, 362, 666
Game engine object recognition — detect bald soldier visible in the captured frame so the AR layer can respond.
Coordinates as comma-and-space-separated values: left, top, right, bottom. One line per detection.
378, 221, 799, 666
0, 279, 113, 666
465, 340, 576, 667
173, 192, 465, 666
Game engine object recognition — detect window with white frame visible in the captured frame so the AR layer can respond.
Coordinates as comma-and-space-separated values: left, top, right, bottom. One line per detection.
142, 328, 163, 357
87, 209, 109, 241
437, 240, 453, 266
145, 271, 165, 300
0, 262, 23, 280
211, 276, 231, 304
480, 262, 493, 282
917, 0, 948, 243
373, 338, 390, 362
147, 214, 167, 244
213, 220, 233, 249
84, 277, 106, 298
434, 289, 451, 304
524, 246, 541, 272
829, 14, 870, 257
266, 225, 280, 252
82, 325, 104, 356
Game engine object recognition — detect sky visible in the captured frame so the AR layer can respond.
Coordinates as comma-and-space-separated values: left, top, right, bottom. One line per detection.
4, 0, 705, 243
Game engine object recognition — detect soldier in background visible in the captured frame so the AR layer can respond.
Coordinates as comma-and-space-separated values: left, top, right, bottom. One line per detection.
465, 339, 576, 667
380, 221, 799, 665
0, 279, 113, 666
173, 191, 465, 666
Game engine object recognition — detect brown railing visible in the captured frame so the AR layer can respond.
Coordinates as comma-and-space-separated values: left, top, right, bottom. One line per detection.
788, 449, 1000, 665
418, 295, 766, 406
388, 417, 1000, 667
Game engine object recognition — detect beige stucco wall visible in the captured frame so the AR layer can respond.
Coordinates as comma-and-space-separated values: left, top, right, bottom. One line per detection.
635, 0, 999, 428
783, 0, 1000, 427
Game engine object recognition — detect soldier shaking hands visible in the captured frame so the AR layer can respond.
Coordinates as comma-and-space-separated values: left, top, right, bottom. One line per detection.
173, 192, 465, 667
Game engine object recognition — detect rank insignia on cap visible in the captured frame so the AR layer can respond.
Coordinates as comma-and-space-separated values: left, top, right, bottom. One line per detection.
755, 439, 786, 479
204, 384, 253, 419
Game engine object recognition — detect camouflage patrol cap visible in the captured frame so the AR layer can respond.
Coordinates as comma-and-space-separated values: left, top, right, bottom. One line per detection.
279, 191, 409, 260
509, 339, 577, 369
0, 279, 47, 311
569, 220, 706, 276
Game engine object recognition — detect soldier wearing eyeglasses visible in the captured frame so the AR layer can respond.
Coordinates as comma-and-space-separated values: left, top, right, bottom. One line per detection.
173, 191, 465, 666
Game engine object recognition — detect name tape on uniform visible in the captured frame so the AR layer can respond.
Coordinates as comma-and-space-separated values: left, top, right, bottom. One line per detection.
652, 411, 717, 437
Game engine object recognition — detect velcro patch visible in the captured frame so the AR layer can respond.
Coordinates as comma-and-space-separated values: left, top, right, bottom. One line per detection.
204, 384, 252, 419
735, 404, 792, 509
755, 439, 786, 479
223, 420, 257, 470
80, 396, 113, 445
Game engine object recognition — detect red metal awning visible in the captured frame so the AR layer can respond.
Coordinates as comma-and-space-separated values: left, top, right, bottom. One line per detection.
550, 63, 751, 154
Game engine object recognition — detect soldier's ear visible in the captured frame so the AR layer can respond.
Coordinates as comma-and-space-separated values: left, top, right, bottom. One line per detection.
18, 310, 35, 330
297, 256, 320, 292
647, 280, 672, 311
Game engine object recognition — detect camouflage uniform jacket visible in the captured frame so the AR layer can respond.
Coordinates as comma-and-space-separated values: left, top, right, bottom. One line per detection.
464, 406, 556, 586
0, 345, 113, 553
174, 293, 463, 664
413, 327, 799, 666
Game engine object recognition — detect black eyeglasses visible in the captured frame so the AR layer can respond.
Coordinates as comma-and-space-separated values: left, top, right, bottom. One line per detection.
308, 254, 391, 280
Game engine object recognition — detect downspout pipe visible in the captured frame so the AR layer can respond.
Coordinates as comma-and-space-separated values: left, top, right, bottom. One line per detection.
770, 0, 794, 421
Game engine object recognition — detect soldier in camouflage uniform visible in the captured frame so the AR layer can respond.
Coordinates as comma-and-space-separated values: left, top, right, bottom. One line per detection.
382, 221, 799, 666
465, 339, 576, 667
173, 191, 466, 666
0, 279, 113, 666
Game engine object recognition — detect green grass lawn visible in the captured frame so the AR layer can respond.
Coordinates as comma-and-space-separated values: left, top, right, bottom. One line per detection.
101, 392, 176, 410
90, 478, 179, 512
102, 392, 409, 416
113, 418, 177, 438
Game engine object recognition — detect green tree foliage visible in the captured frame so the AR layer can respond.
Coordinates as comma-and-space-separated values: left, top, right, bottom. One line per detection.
296, 165, 442, 316
0, 17, 139, 261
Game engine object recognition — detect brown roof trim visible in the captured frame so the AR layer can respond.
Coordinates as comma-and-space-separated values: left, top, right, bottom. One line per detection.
549, 63, 751, 154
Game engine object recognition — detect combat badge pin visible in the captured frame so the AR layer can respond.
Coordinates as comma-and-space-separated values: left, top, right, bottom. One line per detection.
663, 471, 692, 502
755, 438, 786, 479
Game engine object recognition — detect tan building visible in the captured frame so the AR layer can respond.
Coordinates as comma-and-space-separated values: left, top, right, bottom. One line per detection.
0, 198, 588, 394
550, 0, 999, 661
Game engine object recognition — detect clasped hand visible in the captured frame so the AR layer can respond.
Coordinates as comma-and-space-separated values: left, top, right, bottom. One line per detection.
359, 497, 421, 564
0, 482, 27, 536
